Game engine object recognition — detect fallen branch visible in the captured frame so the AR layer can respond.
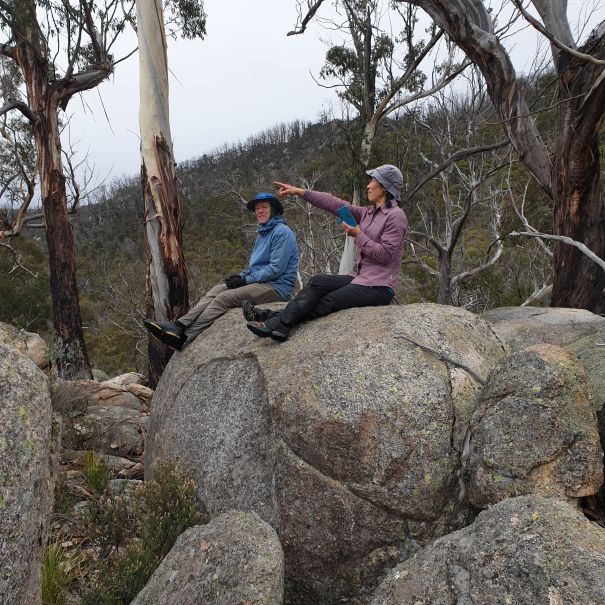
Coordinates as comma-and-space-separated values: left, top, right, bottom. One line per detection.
393, 332, 487, 385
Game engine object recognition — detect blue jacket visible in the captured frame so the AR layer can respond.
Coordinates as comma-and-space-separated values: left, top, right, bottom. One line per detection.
240, 216, 298, 300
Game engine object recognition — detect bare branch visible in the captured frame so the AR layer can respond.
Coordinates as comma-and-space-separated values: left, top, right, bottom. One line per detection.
0, 240, 38, 278
407, 140, 510, 200
521, 282, 552, 306
512, 1, 605, 66
509, 231, 605, 273
452, 237, 504, 285
382, 60, 471, 119
288, 0, 327, 36
408, 229, 446, 254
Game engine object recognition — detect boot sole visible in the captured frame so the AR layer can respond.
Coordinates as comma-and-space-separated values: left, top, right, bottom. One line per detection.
241, 300, 256, 322
247, 322, 274, 338
144, 320, 185, 351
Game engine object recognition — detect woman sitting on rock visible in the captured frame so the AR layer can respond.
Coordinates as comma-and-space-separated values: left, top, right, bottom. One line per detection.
245, 164, 409, 342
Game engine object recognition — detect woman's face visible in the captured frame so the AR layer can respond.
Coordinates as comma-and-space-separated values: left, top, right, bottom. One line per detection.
367, 178, 387, 205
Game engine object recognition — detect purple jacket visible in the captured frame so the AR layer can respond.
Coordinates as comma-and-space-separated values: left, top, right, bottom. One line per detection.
303, 190, 408, 291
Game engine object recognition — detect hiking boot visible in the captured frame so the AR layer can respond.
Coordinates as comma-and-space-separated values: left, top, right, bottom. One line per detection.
144, 320, 187, 351
246, 321, 273, 338
246, 321, 289, 343
241, 300, 273, 322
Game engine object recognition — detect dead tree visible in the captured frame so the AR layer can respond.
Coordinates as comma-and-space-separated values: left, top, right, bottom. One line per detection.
405, 77, 505, 306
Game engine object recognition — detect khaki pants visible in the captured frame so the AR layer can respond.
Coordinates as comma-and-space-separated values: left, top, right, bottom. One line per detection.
178, 281, 280, 340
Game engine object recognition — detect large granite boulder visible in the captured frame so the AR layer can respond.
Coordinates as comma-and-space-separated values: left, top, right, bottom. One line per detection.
0, 342, 54, 605
131, 511, 284, 605
0, 321, 49, 369
146, 303, 508, 602
466, 344, 603, 508
482, 306, 605, 514
370, 496, 605, 605
481, 306, 605, 351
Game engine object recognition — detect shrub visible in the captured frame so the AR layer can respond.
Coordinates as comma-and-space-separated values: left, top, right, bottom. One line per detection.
81, 460, 206, 604
41, 540, 82, 605
53, 471, 79, 516
82, 451, 112, 495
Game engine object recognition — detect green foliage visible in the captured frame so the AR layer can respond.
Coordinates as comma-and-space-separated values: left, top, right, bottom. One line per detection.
81, 460, 206, 605
137, 461, 206, 560
84, 491, 137, 553
167, 0, 207, 40
0, 237, 51, 333
82, 451, 113, 495
53, 471, 79, 516
41, 540, 82, 605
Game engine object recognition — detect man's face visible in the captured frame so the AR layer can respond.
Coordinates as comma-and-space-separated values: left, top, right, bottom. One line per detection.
254, 201, 272, 224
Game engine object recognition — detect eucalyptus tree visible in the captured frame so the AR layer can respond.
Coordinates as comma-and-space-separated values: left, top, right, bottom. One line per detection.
291, 0, 467, 272
0, 0, 138, 377
134, 0, 205, 386
395, 0, 605, 313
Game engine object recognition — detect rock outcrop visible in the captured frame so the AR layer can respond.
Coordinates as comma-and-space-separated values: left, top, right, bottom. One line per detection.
146, 303, 508, 602
481, 306, 605, 351
467, 344, 603, 507
0, 342, 54, 605
0, 321, 49, 369
370, 495, 605, 605
131, 511, 284, 605
52, 373, 151, 455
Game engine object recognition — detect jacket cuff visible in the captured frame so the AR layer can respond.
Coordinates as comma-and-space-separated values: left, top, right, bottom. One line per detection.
355, 231, 369, 247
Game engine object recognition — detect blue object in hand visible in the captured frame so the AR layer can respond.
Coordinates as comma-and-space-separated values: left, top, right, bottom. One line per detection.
337, 206, 357, 227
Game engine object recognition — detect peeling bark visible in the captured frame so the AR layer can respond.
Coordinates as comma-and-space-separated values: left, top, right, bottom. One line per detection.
552, 27, 605, 311
137, 0, 189, 387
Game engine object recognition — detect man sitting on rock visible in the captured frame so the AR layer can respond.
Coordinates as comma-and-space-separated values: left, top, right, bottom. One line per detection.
144, 192, 298, 350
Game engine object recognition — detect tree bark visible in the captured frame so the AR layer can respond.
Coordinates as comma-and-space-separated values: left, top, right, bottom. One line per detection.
437, 251, 452, 304
13, 3, 91, 378
137, 0, 189, 388
552, 25, 605, 311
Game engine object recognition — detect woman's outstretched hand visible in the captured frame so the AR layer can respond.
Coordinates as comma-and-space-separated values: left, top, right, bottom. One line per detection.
273, 181, 305, 198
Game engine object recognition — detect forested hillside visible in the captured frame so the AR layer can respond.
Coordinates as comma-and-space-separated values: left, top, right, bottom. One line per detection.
1, 106, 564, 376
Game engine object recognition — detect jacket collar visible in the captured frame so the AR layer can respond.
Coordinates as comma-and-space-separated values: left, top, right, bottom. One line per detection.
366, 203, 395, 215
257, 215, 286, 233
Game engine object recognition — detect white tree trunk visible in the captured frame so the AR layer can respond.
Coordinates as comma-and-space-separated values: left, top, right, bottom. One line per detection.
136, 0, 189, 386
339, 120, 377, 274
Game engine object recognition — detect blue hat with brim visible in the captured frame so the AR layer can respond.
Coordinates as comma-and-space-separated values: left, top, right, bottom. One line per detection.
246, 192, 284, 215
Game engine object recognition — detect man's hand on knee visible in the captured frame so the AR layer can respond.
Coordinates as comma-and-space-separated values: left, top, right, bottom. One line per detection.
225, 275, 247, 289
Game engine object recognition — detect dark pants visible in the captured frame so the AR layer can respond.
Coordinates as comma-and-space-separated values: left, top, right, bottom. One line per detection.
265, 274, 393, 334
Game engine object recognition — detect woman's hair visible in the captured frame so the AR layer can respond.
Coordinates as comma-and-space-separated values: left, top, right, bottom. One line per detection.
384, 191, 398, 208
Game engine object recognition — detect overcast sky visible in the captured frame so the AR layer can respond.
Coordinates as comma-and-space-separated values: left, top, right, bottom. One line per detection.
63, 0, 604, 188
